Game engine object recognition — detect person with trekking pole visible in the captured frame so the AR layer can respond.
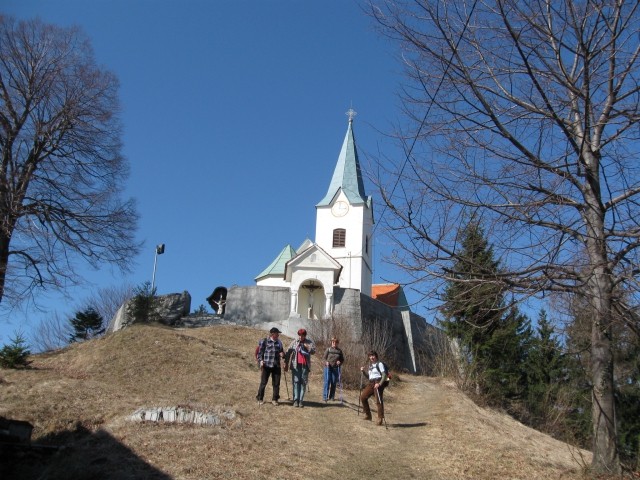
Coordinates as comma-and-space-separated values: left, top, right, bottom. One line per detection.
322, 336, 344, 402
359, 350, 388, 426
255, 327, 285, 406
285, 328, 316, 408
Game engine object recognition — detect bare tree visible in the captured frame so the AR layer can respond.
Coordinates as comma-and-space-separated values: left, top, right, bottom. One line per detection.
0, 16, 139, 308
369, 0, 640, 474
79, 283, 135, 326
30, 311, 72, 353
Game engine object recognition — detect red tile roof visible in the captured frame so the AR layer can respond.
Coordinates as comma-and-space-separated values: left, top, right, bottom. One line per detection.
372, 283, 401, 307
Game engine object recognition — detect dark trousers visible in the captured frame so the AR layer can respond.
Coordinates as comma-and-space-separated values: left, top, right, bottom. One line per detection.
257, 366, 281, 401
360, 381, 385, 419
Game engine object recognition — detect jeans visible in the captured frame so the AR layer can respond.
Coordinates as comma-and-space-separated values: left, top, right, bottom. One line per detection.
323, 365, 341, 400
257, 366, 281, 401
291, 365, 309, 403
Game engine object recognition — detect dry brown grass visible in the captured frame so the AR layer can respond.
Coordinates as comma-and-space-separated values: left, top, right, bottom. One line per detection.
0, 323, 597, 479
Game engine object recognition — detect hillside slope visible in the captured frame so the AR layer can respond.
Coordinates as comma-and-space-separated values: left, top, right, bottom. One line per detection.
0, 324, 591, 479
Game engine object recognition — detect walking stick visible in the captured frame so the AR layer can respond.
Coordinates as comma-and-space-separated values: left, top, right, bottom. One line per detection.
357, 370, 363, 416
323, 365, 328, 401
283, 363, 290, 400
338, 365, 343, 405
376, 387, 388, 430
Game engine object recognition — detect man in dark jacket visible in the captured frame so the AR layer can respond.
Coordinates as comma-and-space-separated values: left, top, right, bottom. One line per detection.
256, 327, 285, 406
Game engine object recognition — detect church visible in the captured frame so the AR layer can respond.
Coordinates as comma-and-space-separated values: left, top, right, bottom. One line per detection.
222, 111, 438, 374
254, 109, 373, 320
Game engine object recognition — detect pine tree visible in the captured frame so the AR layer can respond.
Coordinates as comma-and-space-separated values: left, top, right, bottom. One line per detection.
128, 281, 157, 323
0, 332, 31, 368
440, 220, 507, 393
482, 306, 533, 406
525, 309, 567, 432
69, 307, 104, 343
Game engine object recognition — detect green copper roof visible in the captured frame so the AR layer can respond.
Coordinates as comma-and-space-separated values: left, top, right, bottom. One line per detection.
255, 244, 297, 280
317, 118, 368, 206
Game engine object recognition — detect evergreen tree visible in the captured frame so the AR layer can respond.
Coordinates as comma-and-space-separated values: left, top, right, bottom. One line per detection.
440, 220, 536, 411
525, 309, 567, 432
482, 306, 533, 406
69, 307, 104, 342
439, 220, 506, 394
128, 281, 157, 323
0, 332, 31, 368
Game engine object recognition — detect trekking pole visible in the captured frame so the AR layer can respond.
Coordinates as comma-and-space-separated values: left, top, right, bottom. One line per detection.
376, 387, 388, 430
357, 370, 363, 416
338, 365, 343, 405
323, 365, 328, 402
283, 362, 290, 400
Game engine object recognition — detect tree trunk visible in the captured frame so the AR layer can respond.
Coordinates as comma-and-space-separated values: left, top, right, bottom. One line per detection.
589, 280, 620, 474
0, 233, 10, 303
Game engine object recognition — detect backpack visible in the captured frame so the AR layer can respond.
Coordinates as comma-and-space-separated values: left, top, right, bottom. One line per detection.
375, 362, 392, 384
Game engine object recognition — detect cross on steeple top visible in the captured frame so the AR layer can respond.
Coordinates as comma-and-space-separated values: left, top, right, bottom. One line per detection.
346, 108, 357, 123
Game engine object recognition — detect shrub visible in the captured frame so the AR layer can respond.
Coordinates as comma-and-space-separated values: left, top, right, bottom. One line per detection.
0, 332, 31, 369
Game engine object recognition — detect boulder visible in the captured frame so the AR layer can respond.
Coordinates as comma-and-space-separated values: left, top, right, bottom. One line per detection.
107, 291, 191, 332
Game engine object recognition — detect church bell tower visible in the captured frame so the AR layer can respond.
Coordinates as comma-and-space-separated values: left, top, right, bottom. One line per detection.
315, 109, 373, 296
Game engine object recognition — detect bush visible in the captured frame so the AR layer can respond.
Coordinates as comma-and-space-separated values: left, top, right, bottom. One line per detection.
0, 332, 31, 369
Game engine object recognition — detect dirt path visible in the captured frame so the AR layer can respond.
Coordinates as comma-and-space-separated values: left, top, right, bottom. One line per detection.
288, 373, 589, 480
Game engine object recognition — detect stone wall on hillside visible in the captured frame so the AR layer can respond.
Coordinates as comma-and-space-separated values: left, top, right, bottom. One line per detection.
221, 284, 447, 375
222, 286, 291, 326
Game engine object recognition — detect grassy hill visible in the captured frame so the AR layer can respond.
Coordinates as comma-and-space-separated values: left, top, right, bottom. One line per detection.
0, 323, 592, 479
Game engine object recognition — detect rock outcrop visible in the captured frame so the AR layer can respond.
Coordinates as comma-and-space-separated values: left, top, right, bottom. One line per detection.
107, 291, 192, 332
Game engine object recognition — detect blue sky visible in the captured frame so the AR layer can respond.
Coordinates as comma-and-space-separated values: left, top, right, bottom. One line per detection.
0, 0, 420, 344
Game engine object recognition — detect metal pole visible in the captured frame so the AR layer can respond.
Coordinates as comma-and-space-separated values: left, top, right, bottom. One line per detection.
151, 250, 158, 292
151, 243, 165, 292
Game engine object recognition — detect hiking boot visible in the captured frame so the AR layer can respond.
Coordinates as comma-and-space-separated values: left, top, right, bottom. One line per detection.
258, 400, 264, 406
363, 414, 372, 421
298, 402, 304, 408
272, 401, 279, 406
293, 401, 299, 407
376, 418, 384, 426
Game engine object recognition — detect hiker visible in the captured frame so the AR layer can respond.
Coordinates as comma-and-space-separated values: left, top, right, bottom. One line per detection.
256, 327, 285, 406
322, 336, 344, 402
286, 328, 316, 408
359, 350, 388, 425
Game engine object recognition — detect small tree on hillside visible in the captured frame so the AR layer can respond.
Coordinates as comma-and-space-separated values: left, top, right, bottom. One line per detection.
68, 307, 104, 342
0, 332, 31, 368
192, 304, 208, 315
524, 309, 568, 434
127, 281, 157, 323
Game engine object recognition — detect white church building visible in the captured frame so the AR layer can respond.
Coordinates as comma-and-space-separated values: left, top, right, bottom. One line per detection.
254, 110, 374, 320
222, 111, 439, 373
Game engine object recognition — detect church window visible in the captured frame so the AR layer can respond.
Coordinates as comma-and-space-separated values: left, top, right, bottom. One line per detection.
333, 228, 346, 247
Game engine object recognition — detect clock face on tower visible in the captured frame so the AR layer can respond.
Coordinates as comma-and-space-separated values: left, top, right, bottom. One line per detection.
331, 201, 349, 217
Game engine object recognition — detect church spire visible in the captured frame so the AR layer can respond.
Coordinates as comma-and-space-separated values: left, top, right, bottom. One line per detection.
317, 109, 368, 206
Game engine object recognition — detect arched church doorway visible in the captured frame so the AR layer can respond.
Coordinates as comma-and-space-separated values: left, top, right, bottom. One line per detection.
298, 280, 325, 320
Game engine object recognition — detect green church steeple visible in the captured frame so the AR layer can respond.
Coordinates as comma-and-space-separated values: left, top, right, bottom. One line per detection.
317, 109, 368, 207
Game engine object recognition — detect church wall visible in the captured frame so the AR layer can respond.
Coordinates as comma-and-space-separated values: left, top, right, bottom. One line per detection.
359, 293, 416, 373
224, 286, 291, 326
222, 284, 446, 375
